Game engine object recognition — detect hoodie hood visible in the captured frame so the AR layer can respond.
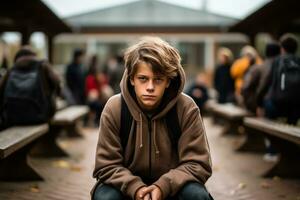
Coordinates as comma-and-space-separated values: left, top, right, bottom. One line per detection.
120, 64, 186, 121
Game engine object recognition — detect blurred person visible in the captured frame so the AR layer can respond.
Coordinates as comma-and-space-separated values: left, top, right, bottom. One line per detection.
92, 37, 213, 200
251, 43, 282, 162
0, 46, 60, 130
213, 47, 235, 103
230, 45, 262, 105
85, 55, 104, 126
187, 72, 209, 111
105, 54, 124, 94
256, 33, 300, 125
97, 72, 113, 105
65, 48, 86, 105
241, 43, 281, 113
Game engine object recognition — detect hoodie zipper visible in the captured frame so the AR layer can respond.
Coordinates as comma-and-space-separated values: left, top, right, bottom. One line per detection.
147, 118, 152, 179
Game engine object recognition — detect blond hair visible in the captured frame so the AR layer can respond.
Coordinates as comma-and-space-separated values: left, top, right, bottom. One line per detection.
240, 45, 258, 58
217, 47, 233, 64
124, 36, 181, 79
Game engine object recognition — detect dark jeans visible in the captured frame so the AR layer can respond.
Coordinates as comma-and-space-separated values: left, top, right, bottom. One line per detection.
93, 182, 213, 200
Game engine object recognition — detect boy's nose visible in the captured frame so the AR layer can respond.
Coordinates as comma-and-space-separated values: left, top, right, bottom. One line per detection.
146, 81, 154, 92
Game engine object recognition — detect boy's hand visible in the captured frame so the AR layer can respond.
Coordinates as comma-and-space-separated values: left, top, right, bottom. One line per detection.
135, 187, 151, 200
140, 185, 162, 200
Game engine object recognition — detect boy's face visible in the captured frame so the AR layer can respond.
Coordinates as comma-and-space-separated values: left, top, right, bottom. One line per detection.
130, 61, 170, 111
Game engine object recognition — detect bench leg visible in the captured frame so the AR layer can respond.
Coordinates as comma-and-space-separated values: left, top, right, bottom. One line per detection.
221, 120, 241, 136
263, 138, 300, 178
65, 122, 83, 138
235, 127, 265, 152
211, 113, 225, 125
0, 145, 43, 181
30, 126, 69, 157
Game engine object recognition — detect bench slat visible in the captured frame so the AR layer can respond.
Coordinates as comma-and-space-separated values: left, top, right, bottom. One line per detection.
244, 117, 300, 145
0, 124, 49, 159
212, 103, 251, 120
51, 106, 89, 125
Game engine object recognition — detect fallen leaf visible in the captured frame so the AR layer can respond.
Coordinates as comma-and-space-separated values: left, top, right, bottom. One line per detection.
238, 182, 246, 189
52, 160, 70, 169
30, 185, 39, 193
70, 166, 82, 172
59, 141, 71, 148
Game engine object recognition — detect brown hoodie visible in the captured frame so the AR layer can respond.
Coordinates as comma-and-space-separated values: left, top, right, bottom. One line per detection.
93, 65, 212, 199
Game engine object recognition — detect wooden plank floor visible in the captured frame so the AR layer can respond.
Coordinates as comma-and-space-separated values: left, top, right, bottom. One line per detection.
0, 117, 299, 200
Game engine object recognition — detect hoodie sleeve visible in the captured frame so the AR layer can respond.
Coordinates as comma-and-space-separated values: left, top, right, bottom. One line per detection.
154, 99, 212, 199
93, 97, 146, 199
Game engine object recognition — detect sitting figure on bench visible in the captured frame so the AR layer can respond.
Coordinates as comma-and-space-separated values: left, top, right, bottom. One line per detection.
0, 46, 61, 130
256, 33, 300, 125
92, 37, 213, 200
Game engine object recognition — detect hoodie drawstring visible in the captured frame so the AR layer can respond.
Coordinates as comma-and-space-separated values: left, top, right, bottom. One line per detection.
138, 113, 159, 155
139, 113, 143, 148
153, 120, 160, 155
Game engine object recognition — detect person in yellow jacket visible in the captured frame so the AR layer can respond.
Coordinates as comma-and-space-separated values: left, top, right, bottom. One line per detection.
230, 45, 262, 104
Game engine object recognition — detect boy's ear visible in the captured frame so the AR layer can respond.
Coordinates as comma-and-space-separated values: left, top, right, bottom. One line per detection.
166, 78, 170, 88
130, 77, 135, 86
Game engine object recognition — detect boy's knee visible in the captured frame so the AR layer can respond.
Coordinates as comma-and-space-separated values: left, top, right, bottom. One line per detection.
93, 184, 123, 200
179, 182, 212, 200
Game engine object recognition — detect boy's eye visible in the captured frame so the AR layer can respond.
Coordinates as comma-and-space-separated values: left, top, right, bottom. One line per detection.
138, 77, 147, 82
154, 78, 163, 83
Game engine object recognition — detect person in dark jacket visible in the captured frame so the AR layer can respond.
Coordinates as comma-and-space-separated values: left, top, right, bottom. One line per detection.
214, 47, 235, 103
65, 48, 86, 105
256, 34, 300, 125
92, 37, 212, 200
0, 46, 60, 129
241, 43, 280, 113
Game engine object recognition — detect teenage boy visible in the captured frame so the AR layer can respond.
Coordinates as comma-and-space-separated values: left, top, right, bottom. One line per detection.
92, 37, 212, 200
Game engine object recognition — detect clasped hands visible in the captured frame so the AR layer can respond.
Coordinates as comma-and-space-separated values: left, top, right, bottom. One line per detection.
135, 185, 162, 200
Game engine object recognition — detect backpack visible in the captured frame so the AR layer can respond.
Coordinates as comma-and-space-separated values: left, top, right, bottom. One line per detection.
1, 60, 56, 126
271, 56, 300, 105
120, 95, 181, 151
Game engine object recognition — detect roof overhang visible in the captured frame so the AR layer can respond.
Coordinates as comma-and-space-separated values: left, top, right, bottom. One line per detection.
0, 0, 72, 36
229, 0, 300, 37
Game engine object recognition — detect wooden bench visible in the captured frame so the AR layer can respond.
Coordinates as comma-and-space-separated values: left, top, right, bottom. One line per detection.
30, 106, 89, 157
244, 117, 300, 178
0, 124, 49, 181
209, 103, 252, 135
